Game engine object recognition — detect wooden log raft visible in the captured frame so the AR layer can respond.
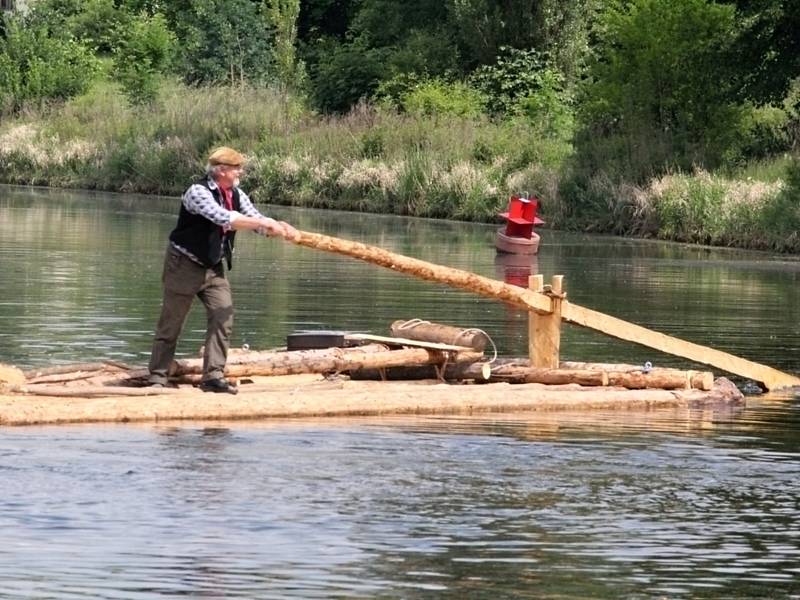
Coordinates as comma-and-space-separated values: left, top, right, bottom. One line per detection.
389, 320, 489, 352
169, 344, 484, 378
0, 364, 26, 387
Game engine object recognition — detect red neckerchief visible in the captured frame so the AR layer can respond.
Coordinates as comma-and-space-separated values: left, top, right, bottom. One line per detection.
219, 184, 233, 211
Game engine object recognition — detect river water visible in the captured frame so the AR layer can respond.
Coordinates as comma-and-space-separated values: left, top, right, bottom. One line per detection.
1, 186, 799, 598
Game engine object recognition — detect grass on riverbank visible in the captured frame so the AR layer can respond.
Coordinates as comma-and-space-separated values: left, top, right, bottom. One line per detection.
0, 80, 797, 252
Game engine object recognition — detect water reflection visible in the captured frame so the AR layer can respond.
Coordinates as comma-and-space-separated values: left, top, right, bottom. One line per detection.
493, 252, 539, 288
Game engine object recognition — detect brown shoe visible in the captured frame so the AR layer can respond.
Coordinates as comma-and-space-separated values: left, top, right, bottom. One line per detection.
199, 378, 238, 395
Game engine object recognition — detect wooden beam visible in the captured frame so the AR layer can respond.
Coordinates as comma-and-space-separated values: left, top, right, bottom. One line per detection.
559, 303, 800, 391
294, 230, 553, 313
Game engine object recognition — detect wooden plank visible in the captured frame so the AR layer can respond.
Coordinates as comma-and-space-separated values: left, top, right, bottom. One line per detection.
560, 303, 800, 391
345, 333, 476, 352
528, 275, 544, 363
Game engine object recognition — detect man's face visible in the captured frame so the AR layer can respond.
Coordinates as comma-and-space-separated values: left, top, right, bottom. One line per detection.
216, 165, 243, 189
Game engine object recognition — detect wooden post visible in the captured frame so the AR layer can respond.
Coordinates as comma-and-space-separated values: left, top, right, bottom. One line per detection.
529, 275, 563, 368
528, 275, 544, 364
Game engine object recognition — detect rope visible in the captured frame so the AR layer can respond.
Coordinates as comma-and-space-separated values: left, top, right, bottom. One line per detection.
453, 328, 498, 365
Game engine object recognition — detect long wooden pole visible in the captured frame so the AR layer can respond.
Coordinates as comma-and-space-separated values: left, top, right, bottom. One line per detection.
293, 231, 800, 391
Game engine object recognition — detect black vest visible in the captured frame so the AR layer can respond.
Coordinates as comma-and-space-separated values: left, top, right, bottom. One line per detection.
169, 178, 241, 269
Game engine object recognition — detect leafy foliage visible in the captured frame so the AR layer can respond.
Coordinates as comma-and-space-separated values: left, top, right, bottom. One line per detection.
400, 79, 485, 118
727, 0, 800, 105
172, 0, 275, 86
577, 0, 744, 178
113, 12, 175, 105
0, 15, 99, 114
469, 46, 547, 115
309, 39, 386, 113
264, 0, 306, 92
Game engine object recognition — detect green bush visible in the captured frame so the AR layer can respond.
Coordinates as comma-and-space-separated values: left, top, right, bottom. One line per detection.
113, 12, 175, 105
758, 157, 800, 251
513, 69, 575, 142
0, 16, 99, 114
655, 175, 728, 242
310, 39, 386, 113
469, 46, 547, 115
66, 0, 131, 54
360, 129, 385, 158
385, 29, 460, 77
400, 79, 485, 118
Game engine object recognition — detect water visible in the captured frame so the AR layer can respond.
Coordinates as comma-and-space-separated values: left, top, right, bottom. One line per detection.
1, 186, 800, 598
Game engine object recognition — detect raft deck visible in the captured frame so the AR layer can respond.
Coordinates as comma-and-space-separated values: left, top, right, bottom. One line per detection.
0, 374, 743, 427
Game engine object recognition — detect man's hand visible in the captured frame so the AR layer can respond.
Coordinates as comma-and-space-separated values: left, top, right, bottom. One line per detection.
258, 218, 300, 241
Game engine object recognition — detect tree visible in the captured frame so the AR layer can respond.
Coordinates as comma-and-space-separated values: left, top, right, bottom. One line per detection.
728, 0, 800, 105
263, 0, 305, 92
172, 0, 275, 86
447, 0, 594, 78
579, 0, 742, 174
113, 12, 175, 105
0, 14, 98, 114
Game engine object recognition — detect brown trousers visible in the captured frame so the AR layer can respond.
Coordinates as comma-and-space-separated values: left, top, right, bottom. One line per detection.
148, 245, 234, 384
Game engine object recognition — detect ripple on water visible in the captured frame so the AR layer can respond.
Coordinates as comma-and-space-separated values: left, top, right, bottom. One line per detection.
0, 405, 798, 598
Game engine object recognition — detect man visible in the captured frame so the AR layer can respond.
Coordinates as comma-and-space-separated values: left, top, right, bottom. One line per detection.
148, 146, 298, 394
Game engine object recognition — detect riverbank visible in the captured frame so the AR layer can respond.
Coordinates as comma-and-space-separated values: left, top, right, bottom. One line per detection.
0, 82, 796, 252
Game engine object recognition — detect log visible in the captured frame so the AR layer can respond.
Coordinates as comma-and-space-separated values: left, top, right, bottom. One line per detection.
170, 345, 484, 377
488, 363, 711, 390
560, 361, 714, 391
350, 359, 714, 391
294, 230, 554, 312
351, 363, 607, 387
349, 362, 492, 381
293, 229, 800, 390
224, 343, 386, 366
389, 320, 489, 352
487, 366, 609, 386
